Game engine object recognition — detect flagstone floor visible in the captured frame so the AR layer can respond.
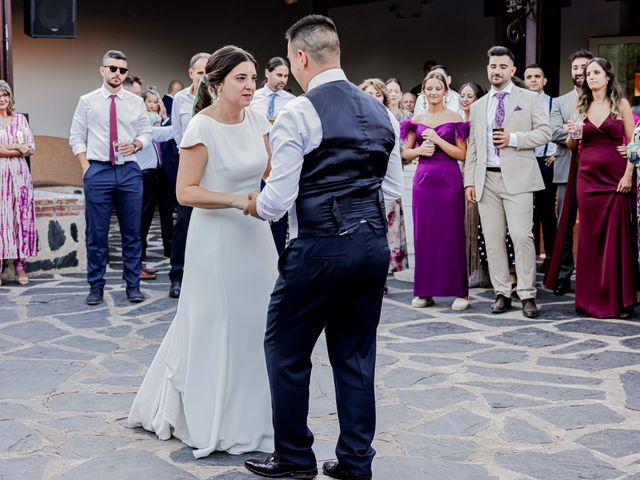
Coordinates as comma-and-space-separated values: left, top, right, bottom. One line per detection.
0, 219, 639, 479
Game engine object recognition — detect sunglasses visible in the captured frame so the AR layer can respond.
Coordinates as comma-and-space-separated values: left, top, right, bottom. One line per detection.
103, 65, 128, 74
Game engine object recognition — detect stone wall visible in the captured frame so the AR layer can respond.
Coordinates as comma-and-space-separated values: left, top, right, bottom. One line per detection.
0, 187, 87, 281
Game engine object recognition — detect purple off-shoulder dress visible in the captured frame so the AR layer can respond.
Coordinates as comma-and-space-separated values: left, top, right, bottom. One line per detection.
401, 120, 469, 298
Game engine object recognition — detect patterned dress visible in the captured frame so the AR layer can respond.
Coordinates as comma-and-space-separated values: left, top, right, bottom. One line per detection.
0, 114, 37, 262
386, 109, 410, 273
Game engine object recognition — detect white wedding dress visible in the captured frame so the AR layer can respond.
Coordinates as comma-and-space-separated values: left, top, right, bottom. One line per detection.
128, 108, 278, 457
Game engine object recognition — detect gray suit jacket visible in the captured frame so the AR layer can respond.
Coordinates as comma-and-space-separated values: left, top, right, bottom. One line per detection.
550, 89, 578, 184
464, 85, 552, 201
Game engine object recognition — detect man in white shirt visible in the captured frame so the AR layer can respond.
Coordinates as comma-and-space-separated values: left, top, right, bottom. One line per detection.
250, 56, 296, 254
244, 14, 402, 480
524, 63, 558, 269
414, 64, 462, 115
69, 50, 152, 305
168, 52, 210, 298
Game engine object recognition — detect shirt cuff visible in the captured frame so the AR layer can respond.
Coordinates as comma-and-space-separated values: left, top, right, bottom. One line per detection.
71, 144, 87, 156
508, 133, 518, 148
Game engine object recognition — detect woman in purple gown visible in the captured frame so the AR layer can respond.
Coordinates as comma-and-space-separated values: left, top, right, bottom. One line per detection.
402, 71, 469, 310
566, 57, 637, 318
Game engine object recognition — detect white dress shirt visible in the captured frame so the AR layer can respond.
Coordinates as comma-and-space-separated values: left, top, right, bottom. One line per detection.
414, 89, 462, 115
136, 120, 174, 170
171, 86, 196, 147
250, 85, 296, 119
69, 86, 151, 162
257, 68, 404, 240
485, 82, 518, 168
534, 91, 557, 158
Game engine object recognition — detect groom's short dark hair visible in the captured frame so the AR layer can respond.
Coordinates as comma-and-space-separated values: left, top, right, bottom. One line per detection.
286, 15, 340, 65
487, 45, 515, 64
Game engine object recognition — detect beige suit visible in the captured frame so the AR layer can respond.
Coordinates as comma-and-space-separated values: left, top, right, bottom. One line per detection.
464, 85, 552, 300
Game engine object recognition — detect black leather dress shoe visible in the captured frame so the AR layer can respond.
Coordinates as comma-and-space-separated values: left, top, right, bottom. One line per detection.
169, 280, 181, 298
491, 294, 512, 314
522, 298, 539, 318
86, 288, 104, 306
553, 279, 571, 296
245, 452, 317, 479
126, 287, 145, 303
322, 461, 372, 480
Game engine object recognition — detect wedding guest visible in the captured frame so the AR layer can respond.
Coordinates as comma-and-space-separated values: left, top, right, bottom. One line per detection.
123, 75, 143, 96
362, 78, 409, 287
250, 56, 296, 255
138, 88, 174, 277
402, 71, 469, 311
524, 64, 557, 267
169, 52, 210, 298
566, 57, 637, 318
401, 92, 416, 113
545, 49, 593, 296
415, 65, 462, 115
459, 81, 492, 288
359, 78, 389, 106
69, 50, 151, 305
161, 80, 183, 212
0, 80, 36, 286
464, 46, 551, 318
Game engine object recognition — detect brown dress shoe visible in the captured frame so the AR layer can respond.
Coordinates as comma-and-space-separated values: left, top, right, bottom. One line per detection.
140, 269, 157, 281
522, 298, 539, 318
141, 264, 158, 275
491, 294, 512, 314
322, 461, 372, 480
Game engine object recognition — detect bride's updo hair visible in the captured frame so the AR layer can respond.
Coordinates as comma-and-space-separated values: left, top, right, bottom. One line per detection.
193, 46, 258, 115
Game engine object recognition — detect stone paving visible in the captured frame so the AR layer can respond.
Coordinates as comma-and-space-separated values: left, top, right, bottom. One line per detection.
1, 221, 640, 479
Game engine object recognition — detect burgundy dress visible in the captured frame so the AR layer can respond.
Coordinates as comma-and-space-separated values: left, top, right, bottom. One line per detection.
575, 114, 637, 318
401, 120, 469, 298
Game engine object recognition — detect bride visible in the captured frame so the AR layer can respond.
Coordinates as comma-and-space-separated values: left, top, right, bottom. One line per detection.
127, 45, 277, 457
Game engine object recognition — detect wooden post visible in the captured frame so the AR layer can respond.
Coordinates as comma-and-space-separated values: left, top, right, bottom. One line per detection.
0, 0, 13, 89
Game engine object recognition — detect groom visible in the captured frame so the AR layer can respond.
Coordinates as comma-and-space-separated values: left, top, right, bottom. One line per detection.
244, 14, 403, 480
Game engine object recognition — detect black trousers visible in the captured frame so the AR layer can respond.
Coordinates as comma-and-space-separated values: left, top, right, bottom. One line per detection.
265, 223, 389, 475
557, 181, 578, 283
169, 203, 192, 282
533, 156, 557, 257
141, 167, 174, 260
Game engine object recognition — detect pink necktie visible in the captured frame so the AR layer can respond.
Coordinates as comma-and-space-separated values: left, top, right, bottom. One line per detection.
109, 95, 117, 165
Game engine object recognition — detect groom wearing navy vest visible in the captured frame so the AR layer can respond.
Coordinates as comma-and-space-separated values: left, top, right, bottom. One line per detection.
244, 15, 403, 480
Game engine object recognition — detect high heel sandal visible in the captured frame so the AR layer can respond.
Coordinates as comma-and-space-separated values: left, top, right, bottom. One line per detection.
15, 270, 29, 286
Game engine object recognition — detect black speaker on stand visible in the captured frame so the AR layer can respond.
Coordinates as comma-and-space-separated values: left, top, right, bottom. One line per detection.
24, 0, 76, 38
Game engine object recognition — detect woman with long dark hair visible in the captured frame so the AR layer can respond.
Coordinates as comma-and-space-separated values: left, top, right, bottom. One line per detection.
129, 46, 277, 455
566, 57, 637, 318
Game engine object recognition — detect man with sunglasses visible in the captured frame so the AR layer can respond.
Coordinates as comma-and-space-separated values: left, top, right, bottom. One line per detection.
69, 50, 152, 306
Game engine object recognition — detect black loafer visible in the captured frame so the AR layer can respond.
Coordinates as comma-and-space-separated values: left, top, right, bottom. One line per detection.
245, 452, 317, 479
86, 288, 104, 306
169, 280, 181, 298
322, 461, 372, 480
491, 294, 512, 314
126, 287, 144, 303
553, 279, 571, 296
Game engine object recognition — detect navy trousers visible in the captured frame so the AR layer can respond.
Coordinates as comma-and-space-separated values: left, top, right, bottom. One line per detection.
265, 222, 389, 475
169, 203, 192, 283
141, 167, 174, 259
533, 156, 557, 257
83, 161, 143, 289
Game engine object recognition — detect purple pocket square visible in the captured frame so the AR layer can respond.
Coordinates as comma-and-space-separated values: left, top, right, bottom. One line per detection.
514, 106, 523, 112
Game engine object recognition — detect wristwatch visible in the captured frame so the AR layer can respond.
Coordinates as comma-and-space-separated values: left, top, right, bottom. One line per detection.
133, 143, 140, 154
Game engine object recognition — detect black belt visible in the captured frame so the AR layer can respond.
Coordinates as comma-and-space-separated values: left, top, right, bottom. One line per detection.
486, 167, 501, 172
89, 160, 132, 166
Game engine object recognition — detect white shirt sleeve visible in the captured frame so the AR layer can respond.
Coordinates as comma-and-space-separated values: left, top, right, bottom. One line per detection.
257, 97, 319, 221
69, 96, 89, 155
152, 125, 173, 143
382, 110, 404, 200
134, 101, 152, 148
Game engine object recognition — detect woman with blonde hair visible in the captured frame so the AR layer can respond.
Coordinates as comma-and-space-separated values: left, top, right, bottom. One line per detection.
0, 80, 36, 285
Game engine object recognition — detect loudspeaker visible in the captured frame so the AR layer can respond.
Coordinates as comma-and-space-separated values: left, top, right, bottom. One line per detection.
24, 0, 77, 38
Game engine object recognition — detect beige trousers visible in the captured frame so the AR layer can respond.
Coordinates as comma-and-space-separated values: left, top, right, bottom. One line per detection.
478, 171, 536, 300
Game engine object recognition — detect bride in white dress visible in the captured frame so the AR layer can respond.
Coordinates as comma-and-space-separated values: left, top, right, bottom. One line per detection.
128, 46, 278, 458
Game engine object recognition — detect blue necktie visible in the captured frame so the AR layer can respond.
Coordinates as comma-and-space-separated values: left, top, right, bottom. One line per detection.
267, 93, 277, 119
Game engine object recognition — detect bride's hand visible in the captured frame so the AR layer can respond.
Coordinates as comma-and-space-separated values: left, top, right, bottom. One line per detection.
232, 194, 249, 210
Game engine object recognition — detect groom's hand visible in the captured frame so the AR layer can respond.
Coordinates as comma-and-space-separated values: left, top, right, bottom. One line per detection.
243, 192, 264, 220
